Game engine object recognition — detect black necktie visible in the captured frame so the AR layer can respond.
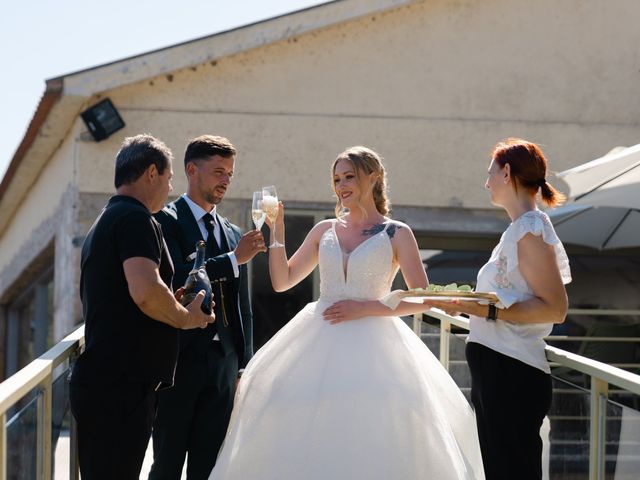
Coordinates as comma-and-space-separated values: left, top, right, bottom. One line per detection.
202, 213, 220, 256
201, 212, 235, 353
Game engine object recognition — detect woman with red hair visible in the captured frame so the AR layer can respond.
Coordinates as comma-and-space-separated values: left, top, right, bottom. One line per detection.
427, 138, 572, 480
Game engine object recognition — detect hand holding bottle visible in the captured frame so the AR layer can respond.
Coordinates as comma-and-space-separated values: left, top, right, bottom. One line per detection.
174, 286, 186, 303
182, 289, 216, 329
181, 241, 214, 314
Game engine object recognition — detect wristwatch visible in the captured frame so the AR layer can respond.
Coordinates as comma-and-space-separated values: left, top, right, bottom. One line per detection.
486, 304, 498, 322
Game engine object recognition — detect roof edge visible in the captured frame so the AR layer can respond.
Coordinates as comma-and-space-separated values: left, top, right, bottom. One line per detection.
0, 0, 416, 208
0, 78, 63, 204
48, 0, 344, 82
60, 0, 416, 96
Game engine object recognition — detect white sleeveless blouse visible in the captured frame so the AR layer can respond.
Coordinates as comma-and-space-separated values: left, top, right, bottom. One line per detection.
467, 210, 572, 373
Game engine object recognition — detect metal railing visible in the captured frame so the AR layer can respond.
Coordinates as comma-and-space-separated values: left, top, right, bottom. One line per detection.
1, 314, 639, 479
416, 309, 640, 480
0, 325, 84, 480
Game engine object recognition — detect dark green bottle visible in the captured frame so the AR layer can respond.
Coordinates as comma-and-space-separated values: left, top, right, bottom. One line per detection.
181, 240, 213, 314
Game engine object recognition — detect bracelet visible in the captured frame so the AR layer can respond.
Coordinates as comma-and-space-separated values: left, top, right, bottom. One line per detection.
486, 304, 498, 322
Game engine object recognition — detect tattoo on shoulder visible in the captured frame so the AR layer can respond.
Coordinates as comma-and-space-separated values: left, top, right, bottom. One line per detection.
386, 224, 400, 238
361, 222, 401, 239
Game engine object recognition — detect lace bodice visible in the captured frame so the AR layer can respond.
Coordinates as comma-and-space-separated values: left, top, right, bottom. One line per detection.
318, 221, 396, 302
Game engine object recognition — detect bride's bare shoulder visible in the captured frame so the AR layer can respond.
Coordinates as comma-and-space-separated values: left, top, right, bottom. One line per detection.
384, 219, 414, 239
307, 219, 334, 239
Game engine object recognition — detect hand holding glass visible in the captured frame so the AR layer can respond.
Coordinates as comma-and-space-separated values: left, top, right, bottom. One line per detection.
251, 191, 266, 230
262, 185, 284, 248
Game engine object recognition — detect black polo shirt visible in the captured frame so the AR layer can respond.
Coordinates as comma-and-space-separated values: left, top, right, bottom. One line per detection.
72, 195, 178, 387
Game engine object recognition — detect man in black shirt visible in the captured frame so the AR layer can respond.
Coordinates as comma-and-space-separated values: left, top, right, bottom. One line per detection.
70, 134, 215, 480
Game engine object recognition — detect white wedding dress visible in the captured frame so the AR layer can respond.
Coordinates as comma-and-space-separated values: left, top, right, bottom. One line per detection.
209, 222, 485, 479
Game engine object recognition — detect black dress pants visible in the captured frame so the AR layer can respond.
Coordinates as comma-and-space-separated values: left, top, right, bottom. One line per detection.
149, 342, 238, 480
466, 342, 552, 480
69, 379, 157, 480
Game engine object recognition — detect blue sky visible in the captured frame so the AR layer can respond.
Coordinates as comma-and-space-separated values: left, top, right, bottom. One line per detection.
0, 0, 328, 179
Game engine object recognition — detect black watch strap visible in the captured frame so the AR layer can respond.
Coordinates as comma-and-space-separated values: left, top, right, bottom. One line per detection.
486, 304, 498, 322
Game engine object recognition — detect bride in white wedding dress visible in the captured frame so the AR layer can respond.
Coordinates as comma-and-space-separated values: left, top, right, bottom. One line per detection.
209, 147, 485, 480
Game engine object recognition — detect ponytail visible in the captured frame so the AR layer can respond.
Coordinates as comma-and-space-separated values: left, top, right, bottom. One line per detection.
539, 181, 566, 208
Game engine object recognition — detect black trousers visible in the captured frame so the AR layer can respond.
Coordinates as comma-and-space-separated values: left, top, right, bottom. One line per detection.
69, 379, 157, 480
466, 342, 552, 480
149, 342, 238, 480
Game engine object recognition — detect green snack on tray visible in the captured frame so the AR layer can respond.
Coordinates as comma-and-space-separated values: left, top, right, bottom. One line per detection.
424, 283, 473, 293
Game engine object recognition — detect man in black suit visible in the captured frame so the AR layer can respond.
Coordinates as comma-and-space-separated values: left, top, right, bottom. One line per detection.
149, 135, 265, 480
69, 134, 214, 480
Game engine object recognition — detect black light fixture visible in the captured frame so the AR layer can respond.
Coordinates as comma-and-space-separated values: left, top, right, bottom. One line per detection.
80, 98, 125, 141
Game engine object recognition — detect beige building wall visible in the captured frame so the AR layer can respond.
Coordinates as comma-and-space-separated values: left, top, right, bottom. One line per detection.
2, 0, 640, 348
78, 0, 640, 211
0, 127, 77, 278
0, 123, 84, 346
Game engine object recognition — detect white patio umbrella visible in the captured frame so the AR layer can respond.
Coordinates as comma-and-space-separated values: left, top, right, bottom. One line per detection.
548, 203, 640, 250
548, 144, 640, 250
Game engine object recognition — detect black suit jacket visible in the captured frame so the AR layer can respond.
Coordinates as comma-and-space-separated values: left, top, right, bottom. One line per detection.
154, 197, 253, 368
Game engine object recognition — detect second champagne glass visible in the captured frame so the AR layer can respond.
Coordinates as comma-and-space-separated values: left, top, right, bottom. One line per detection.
262, 185, 284, 248
251, 191, 266, 230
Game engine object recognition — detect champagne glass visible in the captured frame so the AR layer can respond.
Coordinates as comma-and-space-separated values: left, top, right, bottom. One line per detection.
262, 185, 284, 248
251, 191, 266, 231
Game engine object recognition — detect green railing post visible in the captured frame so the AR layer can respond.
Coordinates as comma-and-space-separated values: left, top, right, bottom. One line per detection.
412, 312, 422, 336
70, 412, 80, 480
589, 377, 609, 480
439, 318, 451, 371
36, 381, 53, 480
0, 413, 6, 480
43, 377, 53, 480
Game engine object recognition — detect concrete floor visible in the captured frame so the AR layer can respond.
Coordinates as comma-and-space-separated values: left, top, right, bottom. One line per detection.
53, 432, 187, 479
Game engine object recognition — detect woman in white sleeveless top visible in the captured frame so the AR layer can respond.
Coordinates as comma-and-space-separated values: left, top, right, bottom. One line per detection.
208, 147, 485, 479
427, 138, 571, 480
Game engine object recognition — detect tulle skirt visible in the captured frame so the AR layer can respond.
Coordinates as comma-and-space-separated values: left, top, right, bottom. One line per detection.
209, 300, 485, 480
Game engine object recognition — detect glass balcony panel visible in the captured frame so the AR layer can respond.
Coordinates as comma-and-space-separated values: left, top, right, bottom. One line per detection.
6, 393, 39, 480
608, 395, 640, 480
425, 317, 640, 479
547, 375, 591, 479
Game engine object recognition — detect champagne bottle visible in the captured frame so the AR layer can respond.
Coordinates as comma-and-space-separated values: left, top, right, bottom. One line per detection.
181, 240, 213, 315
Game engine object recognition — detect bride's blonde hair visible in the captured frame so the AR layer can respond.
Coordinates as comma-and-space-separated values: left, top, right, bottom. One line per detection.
331, 146, 390, 218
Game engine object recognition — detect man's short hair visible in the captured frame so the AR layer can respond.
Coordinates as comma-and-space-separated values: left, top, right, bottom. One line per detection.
184, 135, 236, 169
114, 134, 173, 188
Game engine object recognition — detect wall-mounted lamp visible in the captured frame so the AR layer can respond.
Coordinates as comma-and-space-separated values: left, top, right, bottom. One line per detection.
80, 98, 125, 142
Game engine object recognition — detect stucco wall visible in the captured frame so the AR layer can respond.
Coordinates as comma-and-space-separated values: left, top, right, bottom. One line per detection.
0, 124, 79, 285
77, 0, 640, 210
2, 0, 639, 346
